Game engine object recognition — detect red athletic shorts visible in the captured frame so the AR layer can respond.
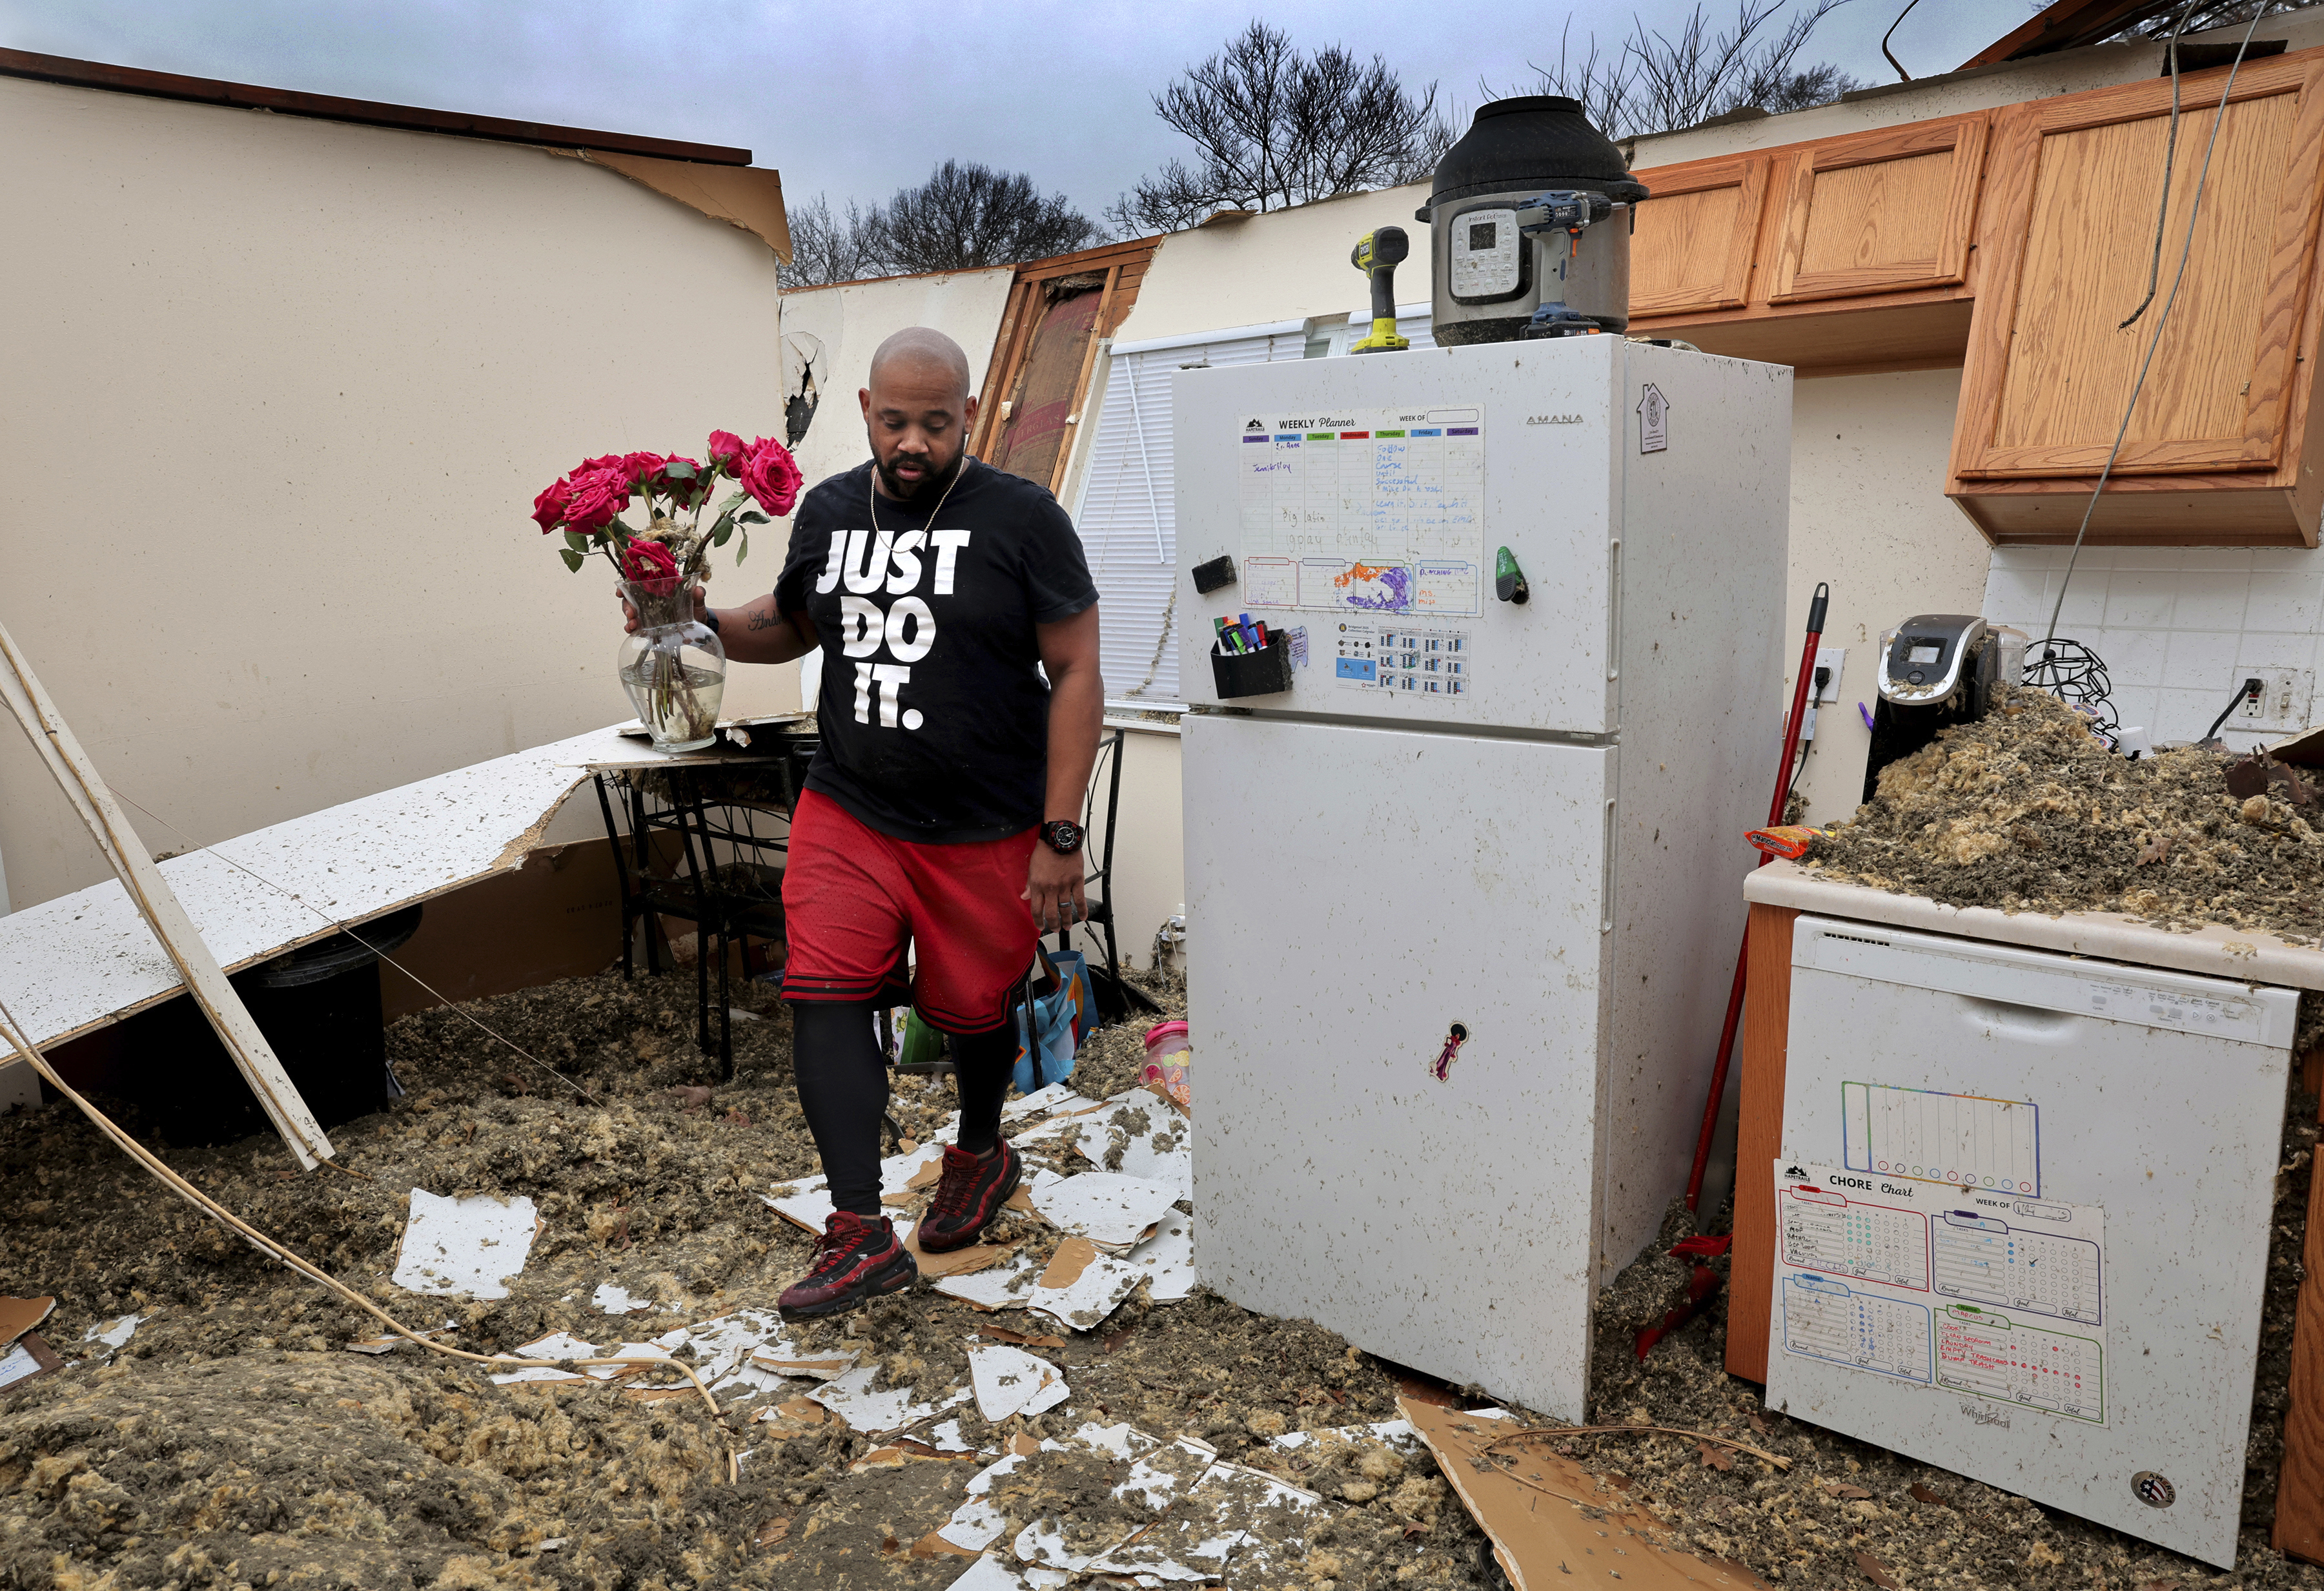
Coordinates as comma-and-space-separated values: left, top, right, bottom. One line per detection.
780, 789, 1039, 1034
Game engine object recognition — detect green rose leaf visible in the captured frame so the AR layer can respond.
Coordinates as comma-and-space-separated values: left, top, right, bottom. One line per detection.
716, 489, 749, 515
558, 547, 584, 573
563, 530, 589, 555
737, 511, 770, 526
737, 528, 749, 564
663, 461, 698, 480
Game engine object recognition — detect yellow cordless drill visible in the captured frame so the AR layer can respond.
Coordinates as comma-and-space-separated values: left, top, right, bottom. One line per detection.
1349, 225, 1410, 354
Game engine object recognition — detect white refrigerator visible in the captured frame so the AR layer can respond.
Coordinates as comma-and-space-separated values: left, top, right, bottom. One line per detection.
1175, 337, 1791, 1419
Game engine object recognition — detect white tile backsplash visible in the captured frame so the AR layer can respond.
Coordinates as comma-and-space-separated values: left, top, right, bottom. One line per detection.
1983, 545, 2324, 747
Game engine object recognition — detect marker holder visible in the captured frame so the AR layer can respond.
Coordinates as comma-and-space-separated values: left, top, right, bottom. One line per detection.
1210, 631, 1294, 699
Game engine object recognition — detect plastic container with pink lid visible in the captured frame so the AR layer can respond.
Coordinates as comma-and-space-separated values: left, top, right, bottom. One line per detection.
1141, 1020, 1190, 1109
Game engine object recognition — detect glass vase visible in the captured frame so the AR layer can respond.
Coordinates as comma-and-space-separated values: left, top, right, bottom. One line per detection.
617, 578, 726, 752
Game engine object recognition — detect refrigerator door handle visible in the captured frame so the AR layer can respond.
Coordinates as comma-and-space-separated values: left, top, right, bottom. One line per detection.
1600, 796, 1618, 932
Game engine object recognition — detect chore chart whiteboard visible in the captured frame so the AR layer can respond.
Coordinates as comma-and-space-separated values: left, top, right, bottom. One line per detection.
1236, 407, 1485, 616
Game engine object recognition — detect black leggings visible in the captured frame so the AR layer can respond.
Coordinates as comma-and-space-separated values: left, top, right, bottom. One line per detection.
791, 1000, 1017, 1218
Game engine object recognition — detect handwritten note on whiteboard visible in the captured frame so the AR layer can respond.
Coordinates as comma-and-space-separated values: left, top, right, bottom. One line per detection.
1235, 407, 1485, 616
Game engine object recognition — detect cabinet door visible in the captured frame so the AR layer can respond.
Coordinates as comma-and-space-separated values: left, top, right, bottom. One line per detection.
1629, 154, 1772, 317
1955, 56, 2324, 479
1764, 115, 1989, 303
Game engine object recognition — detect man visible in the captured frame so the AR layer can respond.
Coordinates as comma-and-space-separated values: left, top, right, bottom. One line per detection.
631, 326, 1103, 1317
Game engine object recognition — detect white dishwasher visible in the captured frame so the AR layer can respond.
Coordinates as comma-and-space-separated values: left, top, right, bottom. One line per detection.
1765, 914, 2298, 1569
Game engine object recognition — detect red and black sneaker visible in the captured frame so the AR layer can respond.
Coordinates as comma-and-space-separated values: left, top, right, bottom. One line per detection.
778, 1211, 916, 1318
917, 1142, 1023, 1253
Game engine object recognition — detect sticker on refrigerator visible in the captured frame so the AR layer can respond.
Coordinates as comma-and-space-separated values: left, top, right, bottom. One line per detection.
1334, 622, 1473, 700
1780, 1273, 1931, 1384
1935, 1304, 2104, 1424
1842, 1080, 2041, 1195
1236, 407, 1484, 616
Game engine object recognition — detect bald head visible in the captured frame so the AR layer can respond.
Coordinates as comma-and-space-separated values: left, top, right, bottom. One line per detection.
868, 327, 972, 399
861, 326, 979, 500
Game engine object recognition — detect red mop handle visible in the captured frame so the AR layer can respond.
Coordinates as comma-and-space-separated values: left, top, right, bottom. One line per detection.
1684, 582, 1828, 1211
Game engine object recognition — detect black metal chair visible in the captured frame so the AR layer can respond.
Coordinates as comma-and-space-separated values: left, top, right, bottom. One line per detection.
1071, 726, 1162, 1023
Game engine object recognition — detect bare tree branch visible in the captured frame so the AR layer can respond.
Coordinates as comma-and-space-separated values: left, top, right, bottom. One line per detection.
1519, 1, 1861, 141
781, 163, 1105, 287
1111, 21, 1454, 234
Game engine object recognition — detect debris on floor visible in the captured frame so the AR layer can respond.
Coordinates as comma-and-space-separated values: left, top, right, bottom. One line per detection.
968, 1342, 1070, 1421
390, 1187, 539, 1298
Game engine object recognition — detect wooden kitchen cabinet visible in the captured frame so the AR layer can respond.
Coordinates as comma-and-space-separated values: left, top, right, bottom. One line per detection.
1627, 152, 1770, 318
1628, 114, 1990, 374
1948, 50, 2324, 545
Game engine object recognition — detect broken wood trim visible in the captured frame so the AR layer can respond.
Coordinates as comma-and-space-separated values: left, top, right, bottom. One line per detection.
2276, 1078, 2324, 1561
1050, 262, 1121, 497
1725, 902, 1797, 1384
0, 618, 334, 1169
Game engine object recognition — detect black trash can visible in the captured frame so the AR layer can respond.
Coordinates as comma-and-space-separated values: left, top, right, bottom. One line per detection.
130, 905, 425, 1145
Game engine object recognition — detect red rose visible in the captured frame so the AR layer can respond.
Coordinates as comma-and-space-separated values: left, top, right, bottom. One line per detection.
649, 455, 706, 502
706, 431, 747, 478
531, 477, 573, 533
576, 453, 626, 475
563, 467, 633, 535
739, 436, 803, 517
620, 539, 680, 584
620, 451, 669, 487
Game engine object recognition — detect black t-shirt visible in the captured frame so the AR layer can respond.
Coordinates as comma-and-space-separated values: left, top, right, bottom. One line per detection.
774, 458, 1099, 844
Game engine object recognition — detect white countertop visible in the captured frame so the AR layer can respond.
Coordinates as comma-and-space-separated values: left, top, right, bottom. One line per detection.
1744, 859, 2324, 992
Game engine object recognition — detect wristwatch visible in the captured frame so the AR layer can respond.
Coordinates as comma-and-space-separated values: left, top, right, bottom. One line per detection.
1041, 819, 1085, 855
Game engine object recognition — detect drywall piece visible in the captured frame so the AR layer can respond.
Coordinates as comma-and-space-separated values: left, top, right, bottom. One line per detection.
593, 1282, 671, 1316
391, 1190, 538, 1300
1066, 1091, 1192, 1198
935, 1241, 1146, 1332
928, 1440, 1070, 1552
1005, 1082, 1090, 1121
1031, 1240, 1147, 1331
1030, 1173, 1181, 1251
749, 1348, 857, 1382
1126, 1209, 1198, 1302
0, 617, 333, 1167
1400, 1399, 1771, 1591
902, 1220, 1014, 1279
809, 1364, 972, 1433
944, 1557, 1033, 1591
761, 1142, 948, 1233
1082, 1462, 1319, 1581
1114, 1436, 1216, 1510
968, 1344, 1070, 1422
1270, 1418, 1420, 1453
79, 1314, 142, 1357
0, 722, 668, 1062
490, 1331, 598, 1384
0, 1297, 54, 1348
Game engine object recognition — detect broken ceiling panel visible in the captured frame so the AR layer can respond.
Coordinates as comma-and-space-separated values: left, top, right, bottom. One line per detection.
0, 723, 655, 1054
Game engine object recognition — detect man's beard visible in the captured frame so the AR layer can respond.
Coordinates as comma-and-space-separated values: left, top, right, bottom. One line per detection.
875, 449, 963, 502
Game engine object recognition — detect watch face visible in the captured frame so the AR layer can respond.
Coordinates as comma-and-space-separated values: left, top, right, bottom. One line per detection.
1045, 821, 1083, 853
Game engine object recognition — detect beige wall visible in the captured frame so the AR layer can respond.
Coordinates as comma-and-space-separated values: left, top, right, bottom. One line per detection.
0, 75, 796, 911
1110, 183, 1429, 349
1087, 721, 1183, 971
1779, 372, 1992, 823
779, 267, 1019, 495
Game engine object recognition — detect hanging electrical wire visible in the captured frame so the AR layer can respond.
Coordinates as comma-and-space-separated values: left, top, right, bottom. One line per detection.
2042, 1, 2276, 648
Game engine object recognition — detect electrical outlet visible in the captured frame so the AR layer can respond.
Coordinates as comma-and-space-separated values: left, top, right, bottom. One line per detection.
2230, 668, 2314, 734
1812, 647, 1846, 703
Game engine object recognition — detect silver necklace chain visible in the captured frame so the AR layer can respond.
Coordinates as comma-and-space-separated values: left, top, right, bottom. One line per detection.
868, 453, 966, 539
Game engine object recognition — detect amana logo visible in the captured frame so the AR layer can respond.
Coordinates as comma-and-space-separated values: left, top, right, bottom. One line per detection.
1527, 414, 1585, 425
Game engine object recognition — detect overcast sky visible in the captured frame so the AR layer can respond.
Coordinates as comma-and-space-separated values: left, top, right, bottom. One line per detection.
5, 1, 2035, 221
